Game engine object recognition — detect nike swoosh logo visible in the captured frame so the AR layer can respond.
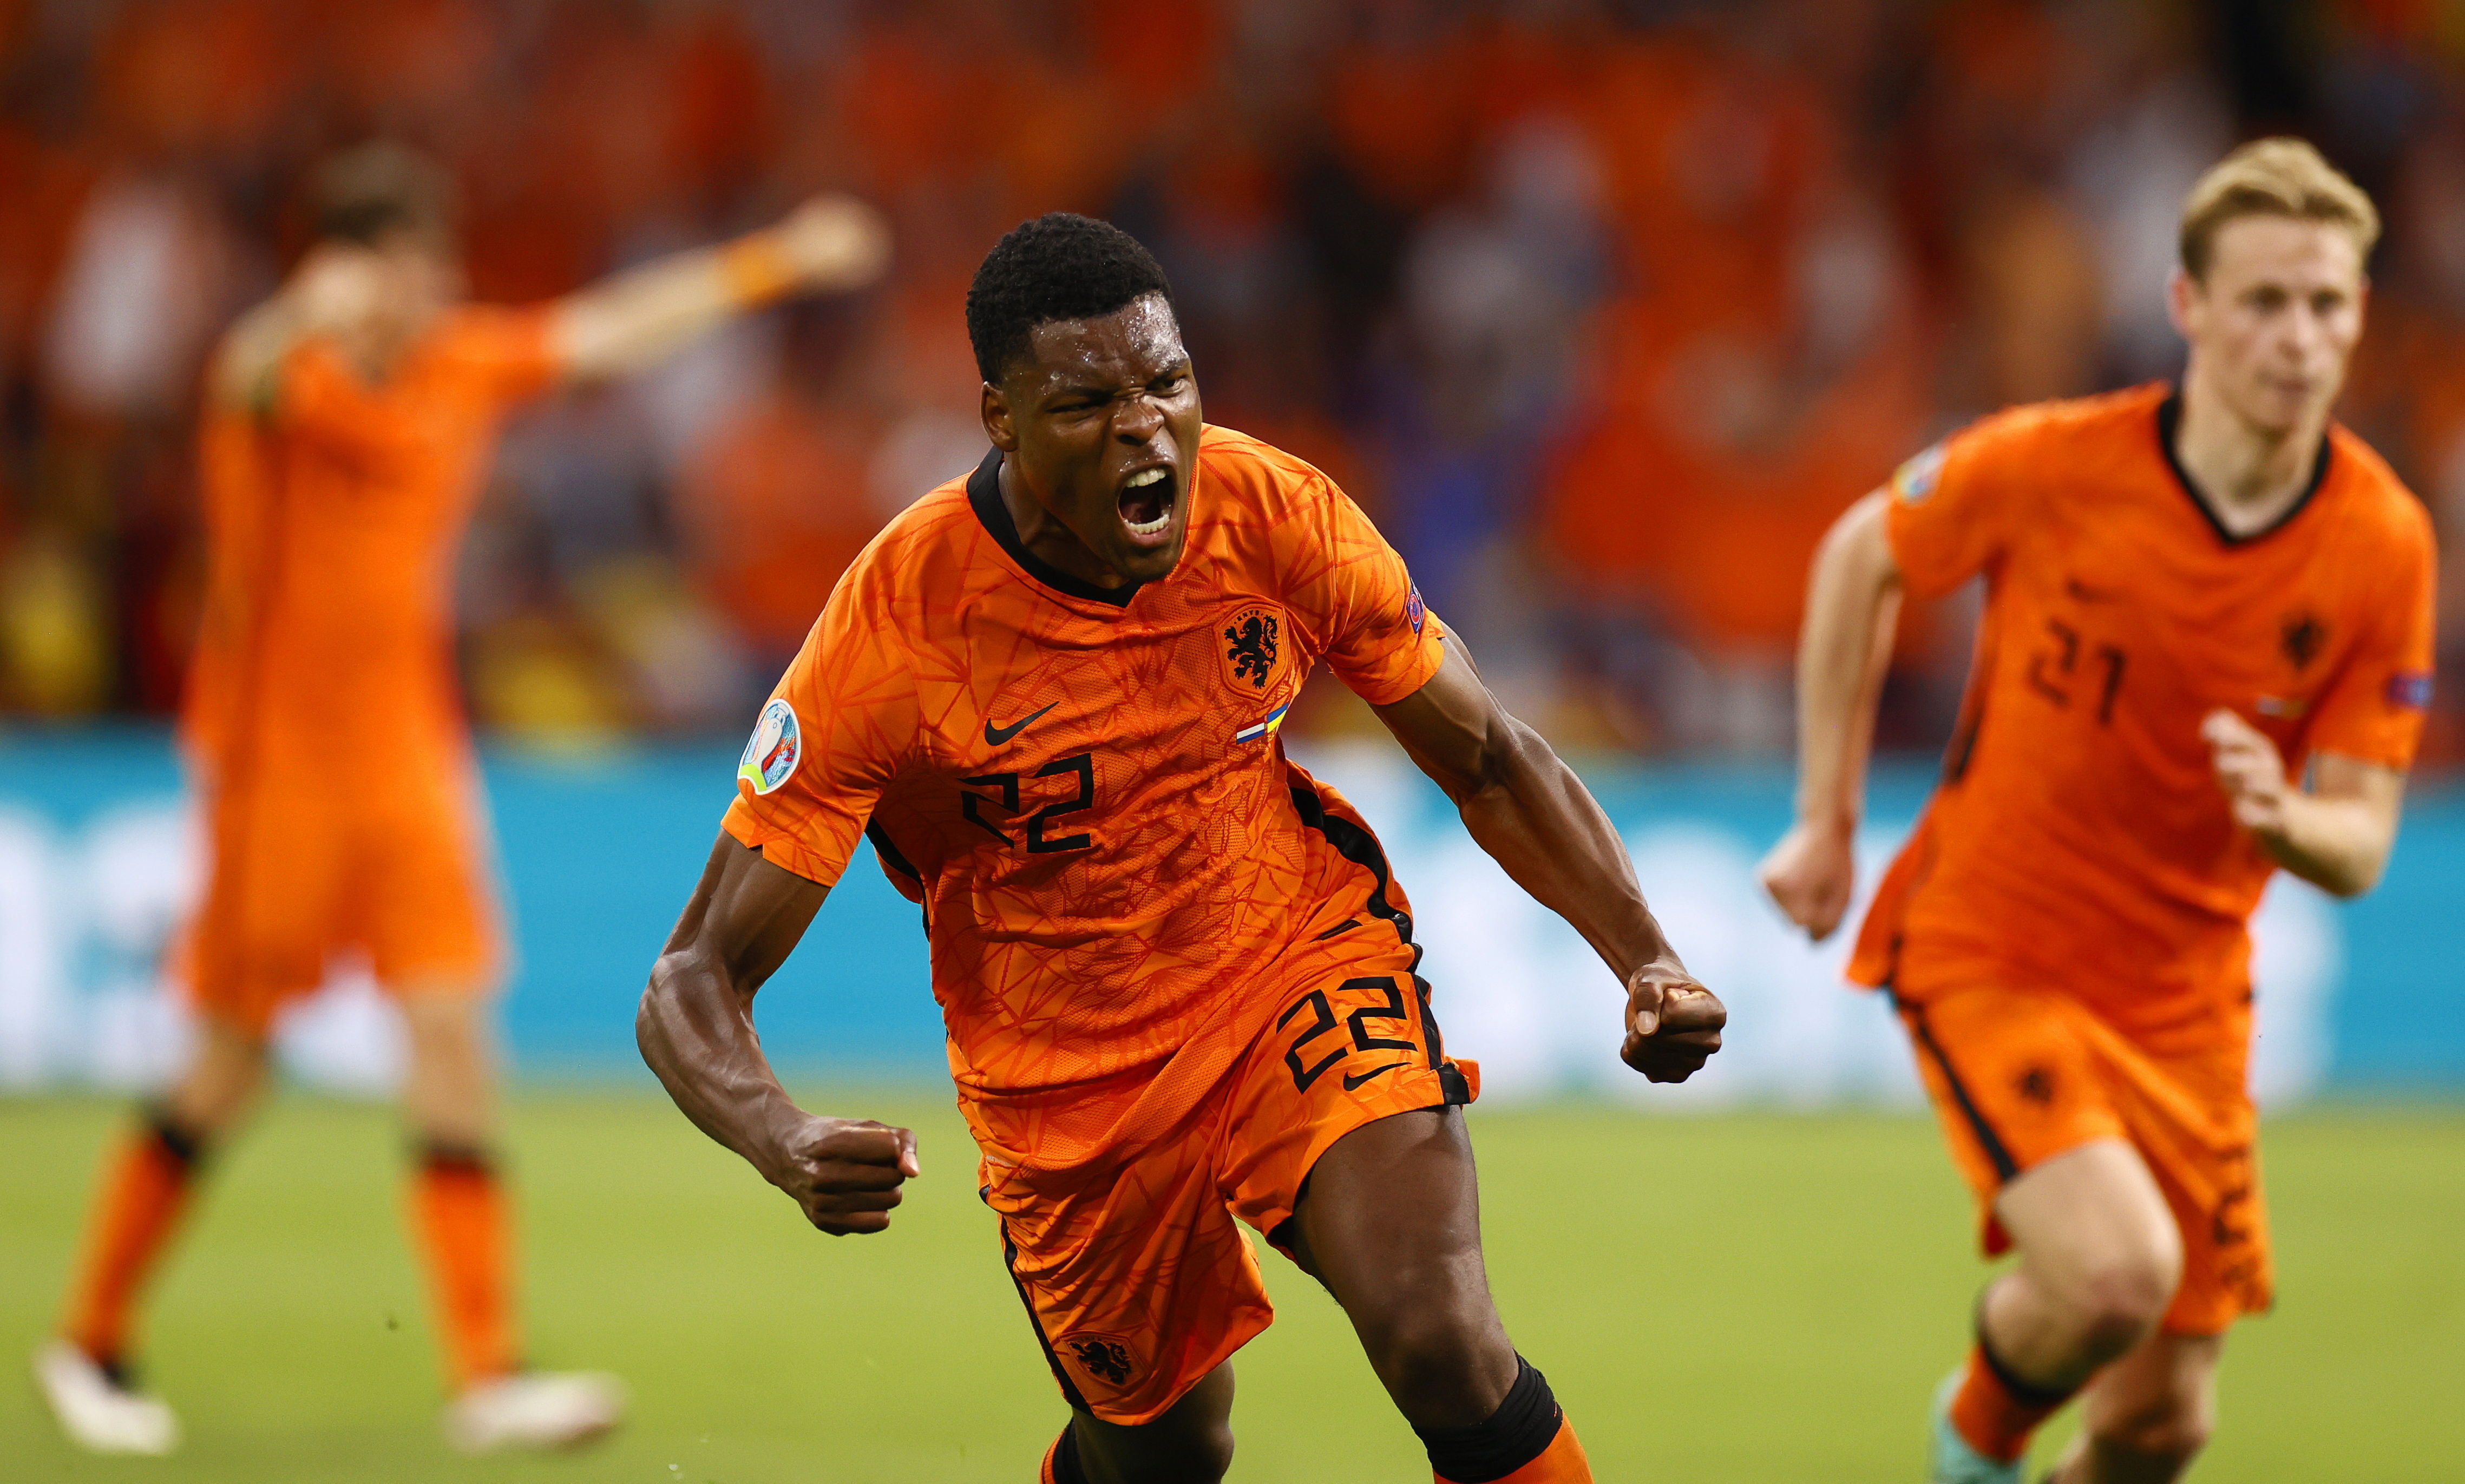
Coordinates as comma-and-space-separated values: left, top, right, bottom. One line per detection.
984, 703, 1058, 747
1342, 1062, 1409, 1091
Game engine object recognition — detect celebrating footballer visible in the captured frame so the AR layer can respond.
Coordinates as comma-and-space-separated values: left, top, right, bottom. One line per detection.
640, 213, 1725, 1484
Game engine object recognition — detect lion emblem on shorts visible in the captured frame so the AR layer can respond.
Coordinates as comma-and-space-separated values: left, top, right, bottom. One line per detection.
1066, 1336, 1135, 1387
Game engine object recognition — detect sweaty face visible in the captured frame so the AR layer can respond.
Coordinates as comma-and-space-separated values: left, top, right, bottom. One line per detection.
2175, 216, 2366, 437
985, 294, 1203, 588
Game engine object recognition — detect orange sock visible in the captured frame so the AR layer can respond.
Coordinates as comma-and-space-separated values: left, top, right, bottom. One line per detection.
64, 1113, 207, 1368
410, 1146, 516, 1390
1949, 1340, 2076, 1463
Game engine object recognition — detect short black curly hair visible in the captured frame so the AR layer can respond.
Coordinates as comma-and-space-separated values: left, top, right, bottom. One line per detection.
965, 213, 1174, 385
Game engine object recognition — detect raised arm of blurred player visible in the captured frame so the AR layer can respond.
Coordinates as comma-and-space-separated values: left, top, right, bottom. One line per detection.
637, 838, 920, 1234
1757, 491, 1904, 941
208, 194, 890, 409
1372, 640, 1724, 1082
549, 194, 889, 380
2201, 711, 2404, 896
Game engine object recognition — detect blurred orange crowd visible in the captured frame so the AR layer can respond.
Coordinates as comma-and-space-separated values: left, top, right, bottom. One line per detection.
1, 0, 2460, 760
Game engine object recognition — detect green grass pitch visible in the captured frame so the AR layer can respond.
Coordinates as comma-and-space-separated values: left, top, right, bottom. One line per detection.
5, 1092, 2460, 1481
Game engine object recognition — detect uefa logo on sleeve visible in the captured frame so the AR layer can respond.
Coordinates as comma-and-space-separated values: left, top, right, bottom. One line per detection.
738, 698, 802, 795
1893, 442, 1946, 504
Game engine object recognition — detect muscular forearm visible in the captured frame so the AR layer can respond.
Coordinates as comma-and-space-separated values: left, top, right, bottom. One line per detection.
2251, 791, 2396, 897
1453, 718, 1674, 982
552, 244, 759, 382
637, 952, 805, 1177
1793, 495, 1902, 829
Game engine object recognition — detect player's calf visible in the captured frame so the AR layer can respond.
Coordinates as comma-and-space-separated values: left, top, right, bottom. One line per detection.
1291, 1111, 1592, 1481
2047, 1331, 2220, 1484
2060, 1410, 2213, 1484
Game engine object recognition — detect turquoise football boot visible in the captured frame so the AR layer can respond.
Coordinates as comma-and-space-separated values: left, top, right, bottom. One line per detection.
1930, 1370, 2024, 1484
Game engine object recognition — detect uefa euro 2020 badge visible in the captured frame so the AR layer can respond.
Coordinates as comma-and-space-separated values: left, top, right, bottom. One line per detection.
738, 698, 802, 796
1893, 442, 1946, 505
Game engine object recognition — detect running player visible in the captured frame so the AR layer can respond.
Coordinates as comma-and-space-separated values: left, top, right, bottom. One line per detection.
1759, 139, 2433, 1484
35, 142, 889, 1456
638, 213, 1727, 1484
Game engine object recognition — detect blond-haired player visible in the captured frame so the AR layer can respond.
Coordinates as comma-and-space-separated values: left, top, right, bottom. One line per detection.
1761, 139, 2433, 1483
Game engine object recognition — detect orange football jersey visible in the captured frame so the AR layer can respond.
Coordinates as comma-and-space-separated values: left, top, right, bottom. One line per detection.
723, 426, 1448, 1098
184, 306, 559, 773
1851, 384, 2437, 1042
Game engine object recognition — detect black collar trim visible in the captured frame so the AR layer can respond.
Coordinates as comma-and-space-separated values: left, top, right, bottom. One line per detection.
2155, 391, 2332, 547
965, 449, 1143, 608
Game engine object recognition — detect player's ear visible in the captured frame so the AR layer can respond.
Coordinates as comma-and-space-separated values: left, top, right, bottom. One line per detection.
2165, 266, 2200, 341
981, 380, 1018, 452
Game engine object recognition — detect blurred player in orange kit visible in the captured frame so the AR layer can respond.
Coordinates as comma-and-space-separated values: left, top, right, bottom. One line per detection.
638, 214, 1728, 1484
1760, 139, 2434, 1484
34, 142, 889, 1457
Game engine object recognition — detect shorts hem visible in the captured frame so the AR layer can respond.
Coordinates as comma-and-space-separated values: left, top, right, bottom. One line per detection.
1076, 1304, 1273, 1427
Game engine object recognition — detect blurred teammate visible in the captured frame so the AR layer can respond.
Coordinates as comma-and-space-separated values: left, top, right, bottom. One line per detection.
35, 143, 889, 1456
639, 214, 1727, 1484
1760, 140, 2433, 1484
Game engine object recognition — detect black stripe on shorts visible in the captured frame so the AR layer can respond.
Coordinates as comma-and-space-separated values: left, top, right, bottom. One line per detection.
1904, 1002, 2020, 1183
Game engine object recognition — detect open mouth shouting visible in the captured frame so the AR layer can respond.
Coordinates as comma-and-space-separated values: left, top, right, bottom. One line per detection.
1119, 463, 1177, 547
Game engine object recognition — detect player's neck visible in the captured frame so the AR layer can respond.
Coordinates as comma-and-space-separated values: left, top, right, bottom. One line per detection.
995, 455, 1133, 590
2171, 371, 2326, 539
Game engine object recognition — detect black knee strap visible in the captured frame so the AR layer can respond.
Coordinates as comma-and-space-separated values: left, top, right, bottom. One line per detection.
1413, 1354, 1563, 1483
1977, 1298, 2076, 1408
142, 1105, 208, 1171
414, 1140, 498, 1177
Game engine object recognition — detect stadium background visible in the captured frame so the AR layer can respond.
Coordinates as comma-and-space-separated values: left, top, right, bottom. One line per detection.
2, 2, 2461, 1480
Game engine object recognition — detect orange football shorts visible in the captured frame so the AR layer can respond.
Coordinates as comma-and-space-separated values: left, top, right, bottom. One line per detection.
179, 756, 500, 1035
1897, 983, 2270, 1336
970, 925, 1478, 1424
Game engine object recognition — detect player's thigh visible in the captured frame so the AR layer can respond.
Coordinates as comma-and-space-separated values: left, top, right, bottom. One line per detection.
1222, 947, 1508, 1418
1995, 1138, 2182, 1306
1286, 1106, 1499, 1320
2076, 1329, 2224, 1455
1284, 1108, 1518, 1427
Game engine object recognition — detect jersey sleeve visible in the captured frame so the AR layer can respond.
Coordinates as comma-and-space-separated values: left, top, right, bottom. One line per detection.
436, 304, 565, 407
2306, 506, 2437, 771
720, 567, 920, 888
1287, 478, 1449, 705
1884, 410, 2049, 600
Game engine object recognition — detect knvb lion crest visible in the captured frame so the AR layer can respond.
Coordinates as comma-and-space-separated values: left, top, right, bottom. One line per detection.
1066, 1336, 1135, 1388
1220, 605, 1283, 692
2280, 612, 2326, 673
